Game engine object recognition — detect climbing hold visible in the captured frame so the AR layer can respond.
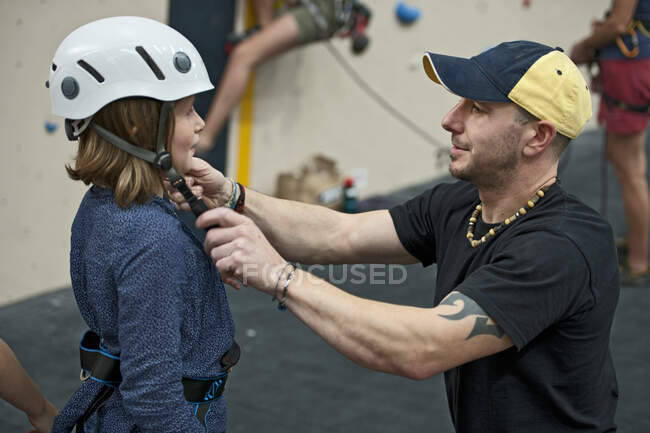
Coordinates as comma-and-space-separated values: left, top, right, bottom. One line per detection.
44, 121, 58, 134
395, 2, 420, 25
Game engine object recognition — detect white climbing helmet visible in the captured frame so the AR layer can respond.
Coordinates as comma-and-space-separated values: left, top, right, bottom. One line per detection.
48, 16, 213, 120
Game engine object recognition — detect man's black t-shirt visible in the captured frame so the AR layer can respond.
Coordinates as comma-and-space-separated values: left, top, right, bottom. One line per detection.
389, 181, 619, 433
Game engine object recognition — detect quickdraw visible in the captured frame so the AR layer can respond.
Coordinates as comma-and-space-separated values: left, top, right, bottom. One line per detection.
615, 19, 650, 58
616, 24, 639, 58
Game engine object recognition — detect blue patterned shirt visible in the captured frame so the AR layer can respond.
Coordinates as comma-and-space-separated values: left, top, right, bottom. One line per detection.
53, 186, 234, 433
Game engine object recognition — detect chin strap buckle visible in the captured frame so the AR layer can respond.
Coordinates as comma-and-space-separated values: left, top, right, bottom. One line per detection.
153, 151, 172, 171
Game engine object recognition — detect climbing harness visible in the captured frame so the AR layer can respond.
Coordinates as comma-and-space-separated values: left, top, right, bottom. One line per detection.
225, 1, 371, 55
75, 331, 240, 430
301, 0, 351, 39
589, 19, 650, 115
602, 92, 650, 114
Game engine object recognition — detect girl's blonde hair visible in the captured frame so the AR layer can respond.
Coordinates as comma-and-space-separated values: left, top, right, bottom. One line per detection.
66, 97, 175, 208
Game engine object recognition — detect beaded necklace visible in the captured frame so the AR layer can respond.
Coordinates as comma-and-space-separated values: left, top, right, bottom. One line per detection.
466, 187, 548, 248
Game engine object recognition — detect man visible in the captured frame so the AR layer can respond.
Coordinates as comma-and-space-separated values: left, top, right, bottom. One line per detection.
171, 41, 620, 432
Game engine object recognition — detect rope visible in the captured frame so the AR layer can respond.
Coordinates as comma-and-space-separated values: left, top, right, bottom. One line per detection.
324, 41, 448, 153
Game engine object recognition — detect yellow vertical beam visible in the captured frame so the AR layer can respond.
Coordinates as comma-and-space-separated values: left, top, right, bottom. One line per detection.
236, 0, 257, 186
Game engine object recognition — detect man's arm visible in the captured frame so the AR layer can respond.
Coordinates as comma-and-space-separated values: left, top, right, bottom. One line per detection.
196, 209, 513, 378
245, 192, 417, 264
285, 275, 513, 379
170, 158, 417, 265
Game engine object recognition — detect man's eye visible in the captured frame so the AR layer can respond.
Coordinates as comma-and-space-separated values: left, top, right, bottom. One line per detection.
471, 104, 481, 113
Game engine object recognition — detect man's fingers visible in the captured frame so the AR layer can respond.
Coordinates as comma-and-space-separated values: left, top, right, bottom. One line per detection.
223, 277, 242, 290
187, 157, 215, 176
215, 255, 244, 286
204, 226, 241, 253
207, 241, 237, 264
165, 185, 202, 210
216, 254, 244, 277
196, 207, 249, 230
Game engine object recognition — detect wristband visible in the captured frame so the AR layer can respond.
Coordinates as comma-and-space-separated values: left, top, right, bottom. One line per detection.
271, 263, 293, 302
234, 182, 246, 213
225, 178, 237, 209
277, 266, 296, 311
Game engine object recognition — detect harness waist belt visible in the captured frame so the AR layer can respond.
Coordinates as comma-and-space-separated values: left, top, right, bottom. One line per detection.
602, 92, 650, 114
77, 330, 240, 427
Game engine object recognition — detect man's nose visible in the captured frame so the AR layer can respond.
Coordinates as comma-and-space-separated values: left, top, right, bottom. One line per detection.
441, 100, 466, 134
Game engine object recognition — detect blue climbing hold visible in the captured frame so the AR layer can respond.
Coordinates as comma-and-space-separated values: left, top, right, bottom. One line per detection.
396, 2, 420, 24
44, 121, 58, 133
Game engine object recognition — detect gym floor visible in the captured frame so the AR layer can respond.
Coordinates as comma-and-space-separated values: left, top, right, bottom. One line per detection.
1, 130, 649, 432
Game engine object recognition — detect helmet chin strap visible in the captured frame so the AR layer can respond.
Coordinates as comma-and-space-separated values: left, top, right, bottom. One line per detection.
90, 101, 210, 217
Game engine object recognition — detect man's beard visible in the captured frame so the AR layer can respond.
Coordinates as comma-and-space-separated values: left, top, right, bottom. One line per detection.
448, 127, 521, 190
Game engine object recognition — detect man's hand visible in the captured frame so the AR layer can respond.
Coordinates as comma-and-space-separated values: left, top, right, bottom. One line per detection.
197, 207, 286, 292
164, 157, 231, 211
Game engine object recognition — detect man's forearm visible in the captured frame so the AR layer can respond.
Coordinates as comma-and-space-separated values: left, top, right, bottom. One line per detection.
279, 270, 513, 381
243, 189, 350, 264
283, 269, 439, 379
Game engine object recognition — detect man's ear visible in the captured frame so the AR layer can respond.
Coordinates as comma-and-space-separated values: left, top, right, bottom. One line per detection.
522, 120, 556, 157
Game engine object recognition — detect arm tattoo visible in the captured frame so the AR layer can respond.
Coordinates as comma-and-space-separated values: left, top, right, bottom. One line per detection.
438, 292, 505, 340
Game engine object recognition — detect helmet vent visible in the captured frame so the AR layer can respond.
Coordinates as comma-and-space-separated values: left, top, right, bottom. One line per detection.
135, 46, 165, 80
51, 63, 57, 71
77, 60, 105, 83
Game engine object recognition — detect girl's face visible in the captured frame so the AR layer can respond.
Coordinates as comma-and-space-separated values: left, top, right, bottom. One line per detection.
171, 95, 204, 176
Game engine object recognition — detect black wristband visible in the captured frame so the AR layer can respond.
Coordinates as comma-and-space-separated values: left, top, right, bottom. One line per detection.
234, 182, 246, 213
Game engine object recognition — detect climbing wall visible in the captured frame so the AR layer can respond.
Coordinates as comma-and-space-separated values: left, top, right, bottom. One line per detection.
232, 0, 609, 197
0, 0, 611, 305
0, 0, 168, 306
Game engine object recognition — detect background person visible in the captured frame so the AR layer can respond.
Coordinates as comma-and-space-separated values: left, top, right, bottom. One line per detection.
571, 0, 650, 284
0, 339, 58, 433
198, 0, 356, 152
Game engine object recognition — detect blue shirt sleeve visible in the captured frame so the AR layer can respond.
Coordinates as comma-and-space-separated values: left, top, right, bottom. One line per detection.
115, 229, 205, 433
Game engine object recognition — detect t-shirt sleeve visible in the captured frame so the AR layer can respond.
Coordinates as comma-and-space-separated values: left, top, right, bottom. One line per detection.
389, 187, 440, 266
456, 231, 595, 350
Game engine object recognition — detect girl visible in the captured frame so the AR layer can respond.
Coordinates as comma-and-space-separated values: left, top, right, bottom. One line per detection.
48, 16, 237, 433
